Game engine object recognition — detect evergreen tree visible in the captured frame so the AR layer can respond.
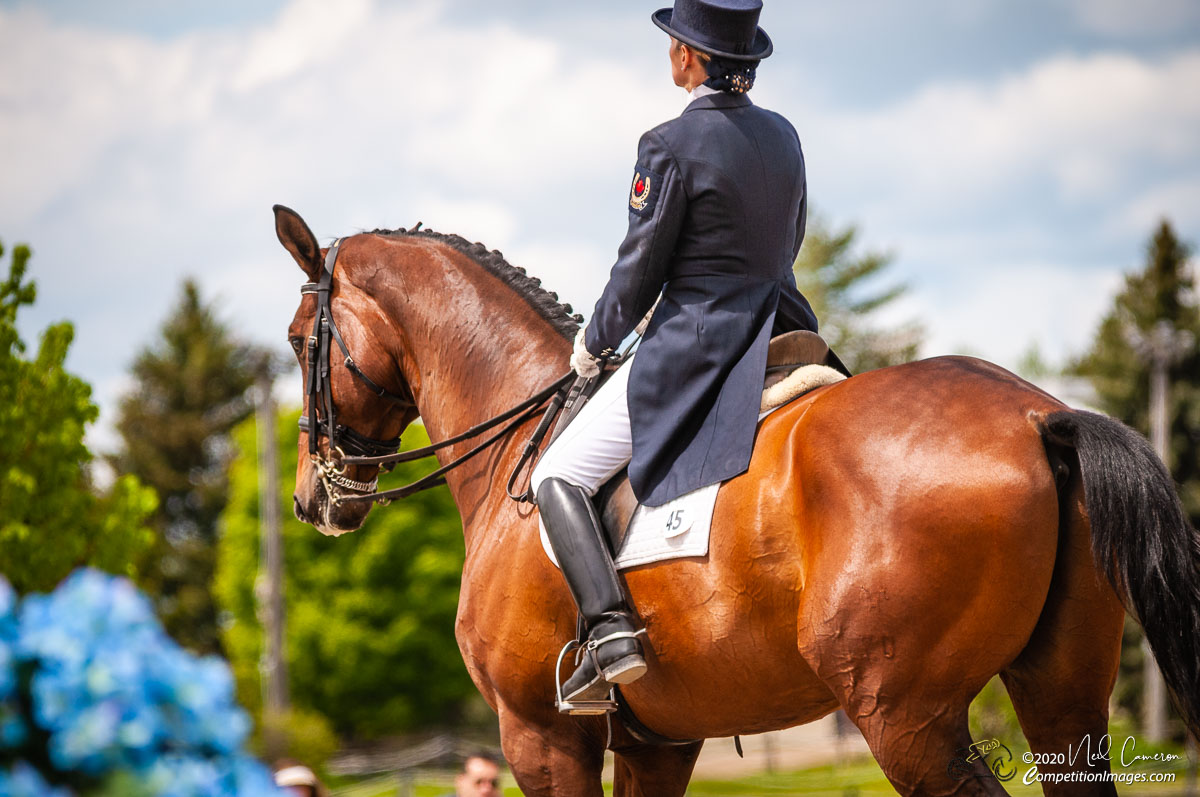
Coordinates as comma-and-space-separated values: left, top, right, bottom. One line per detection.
1073, 219, 1200, 731
0, 239, 156, 592
1074, 220, 1199, 523
793, 214, 924, 372
110, 280, 275, 654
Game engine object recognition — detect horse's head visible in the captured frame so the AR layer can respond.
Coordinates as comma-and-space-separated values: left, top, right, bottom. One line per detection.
274, 205, 419, 535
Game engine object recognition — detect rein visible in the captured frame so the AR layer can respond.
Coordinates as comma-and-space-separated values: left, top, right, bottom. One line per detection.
299, 237, 573, 506
334, 372, 573, 505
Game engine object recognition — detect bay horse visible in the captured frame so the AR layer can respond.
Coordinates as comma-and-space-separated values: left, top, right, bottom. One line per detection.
274, 205, 1200, 796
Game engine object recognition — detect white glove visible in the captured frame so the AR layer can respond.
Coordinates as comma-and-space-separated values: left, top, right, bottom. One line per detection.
571, 328, 602, 378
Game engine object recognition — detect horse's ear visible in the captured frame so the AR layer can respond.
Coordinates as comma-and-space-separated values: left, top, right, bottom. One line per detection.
273, 204, 322, 280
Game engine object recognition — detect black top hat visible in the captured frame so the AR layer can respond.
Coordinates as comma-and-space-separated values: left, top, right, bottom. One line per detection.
652, 0, 773, 62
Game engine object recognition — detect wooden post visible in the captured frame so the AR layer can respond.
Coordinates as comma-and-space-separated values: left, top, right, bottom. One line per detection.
1130, 320, 1193, 744
1185, 732, 1197, 797
256, 374, 289, 759
764, 732, 777, 775
1143, 334, 1169, 744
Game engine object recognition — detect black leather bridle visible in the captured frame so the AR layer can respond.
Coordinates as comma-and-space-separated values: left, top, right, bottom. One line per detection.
297, 238, 574, 507
300, 238, 414, 456
298, 238, 417, 502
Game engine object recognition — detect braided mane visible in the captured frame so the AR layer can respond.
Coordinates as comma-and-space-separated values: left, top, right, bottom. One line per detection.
369, 225, 584, 341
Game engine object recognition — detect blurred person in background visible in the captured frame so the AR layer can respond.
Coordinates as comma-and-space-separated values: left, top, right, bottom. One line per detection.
444, 752, 502, 797
273, 759, 329, 797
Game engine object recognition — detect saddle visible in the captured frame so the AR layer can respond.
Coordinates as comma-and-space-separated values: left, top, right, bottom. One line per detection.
554, 330, 849, 553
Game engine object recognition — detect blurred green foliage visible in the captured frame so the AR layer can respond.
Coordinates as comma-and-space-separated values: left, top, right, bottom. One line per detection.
968, 677, 1027, 754
253, 705, 339, 771
109, 280, 276, 655
215, 410, 474, 742
0, 239, 156, 593
793, 214, 924, 373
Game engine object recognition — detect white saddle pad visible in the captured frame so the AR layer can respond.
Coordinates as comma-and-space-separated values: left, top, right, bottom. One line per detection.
538, 363, 846, 571
539, 481, 720, 570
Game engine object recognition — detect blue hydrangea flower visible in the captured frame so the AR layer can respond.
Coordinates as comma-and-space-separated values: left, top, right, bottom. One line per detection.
8, 568, 282, 794
0, 576, 16, 700
0, 705, 25, 750
136, 753, 282, 797
0, 576, 25, 750
0, 761, 76, 797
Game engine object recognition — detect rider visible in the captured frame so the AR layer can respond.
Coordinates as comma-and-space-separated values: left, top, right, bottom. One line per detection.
530, 0, 818, 704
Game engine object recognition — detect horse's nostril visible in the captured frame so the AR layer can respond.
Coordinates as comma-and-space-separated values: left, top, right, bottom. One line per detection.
293, 495, 307, 522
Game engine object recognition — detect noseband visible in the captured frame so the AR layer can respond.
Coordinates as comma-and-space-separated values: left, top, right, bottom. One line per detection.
299, 239, 415, 501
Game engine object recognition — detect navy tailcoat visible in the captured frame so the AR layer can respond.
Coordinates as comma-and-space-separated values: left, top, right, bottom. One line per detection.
584, 91, 817, 506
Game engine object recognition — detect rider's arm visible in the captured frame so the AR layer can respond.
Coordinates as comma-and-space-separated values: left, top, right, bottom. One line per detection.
584, 130, 686, 358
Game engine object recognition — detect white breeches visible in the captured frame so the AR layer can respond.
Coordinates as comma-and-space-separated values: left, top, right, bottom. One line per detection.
529, 357, 634, 497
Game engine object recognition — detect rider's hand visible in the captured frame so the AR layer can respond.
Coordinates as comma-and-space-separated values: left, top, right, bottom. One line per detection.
571, 328, 602, 378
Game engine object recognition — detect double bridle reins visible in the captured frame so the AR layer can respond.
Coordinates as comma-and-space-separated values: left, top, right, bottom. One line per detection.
299, 238, 573, 507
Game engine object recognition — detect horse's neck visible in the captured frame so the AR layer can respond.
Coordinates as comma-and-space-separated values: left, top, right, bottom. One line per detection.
379, 240, 571, 516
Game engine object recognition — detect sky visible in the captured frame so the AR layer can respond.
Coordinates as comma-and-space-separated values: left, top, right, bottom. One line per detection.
2, 0, 1198, 451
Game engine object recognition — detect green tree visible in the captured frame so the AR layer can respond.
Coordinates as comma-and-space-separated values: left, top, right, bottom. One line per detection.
0, 240, 156, 593
1074, 220, 1199, 522
793, 214, 924, 372
215, 411, 474, 740
1073, 219, 1199, 730
110, 280, 274, 654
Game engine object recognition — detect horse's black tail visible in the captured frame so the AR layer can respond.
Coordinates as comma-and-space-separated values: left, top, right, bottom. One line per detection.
1044, 409, 1200, 736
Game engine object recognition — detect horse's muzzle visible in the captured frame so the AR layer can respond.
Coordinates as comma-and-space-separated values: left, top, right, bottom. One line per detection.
293, 495, 310, 525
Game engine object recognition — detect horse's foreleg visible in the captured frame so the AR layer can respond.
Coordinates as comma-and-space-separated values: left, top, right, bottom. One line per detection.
999, 469, 1124, 797
497, 705, 607, 797
610, 741, 703, 797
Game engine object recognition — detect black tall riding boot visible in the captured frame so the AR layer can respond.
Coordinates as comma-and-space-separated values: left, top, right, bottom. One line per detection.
536, 477, 647, 702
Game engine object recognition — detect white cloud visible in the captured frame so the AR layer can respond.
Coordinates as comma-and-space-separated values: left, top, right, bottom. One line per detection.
763, 49, 1200, 370
799, 49, 1200, 229
2, 0, 1198, 449
510, 239, 613, 316
231, 0, 373, 92
911, 261, 1126, 369
1112, 178, 1200, 237
411, 199, 518, 248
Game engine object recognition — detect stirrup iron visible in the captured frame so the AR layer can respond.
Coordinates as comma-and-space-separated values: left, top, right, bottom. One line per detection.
553, 639, 617, 716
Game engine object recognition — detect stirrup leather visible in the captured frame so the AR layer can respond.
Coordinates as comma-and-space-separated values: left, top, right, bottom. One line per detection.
585, 628, 646, 650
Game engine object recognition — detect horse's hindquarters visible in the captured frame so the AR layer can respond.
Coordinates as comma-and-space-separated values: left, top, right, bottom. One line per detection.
611, 358, 1087, 789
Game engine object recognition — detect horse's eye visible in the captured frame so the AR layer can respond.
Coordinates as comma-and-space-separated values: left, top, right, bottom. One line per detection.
289, 336, 304, 355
